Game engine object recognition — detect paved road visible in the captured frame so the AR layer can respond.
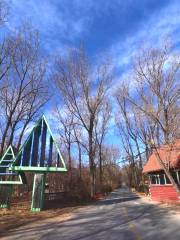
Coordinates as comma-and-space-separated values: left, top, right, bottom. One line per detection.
2, 188, 180, 240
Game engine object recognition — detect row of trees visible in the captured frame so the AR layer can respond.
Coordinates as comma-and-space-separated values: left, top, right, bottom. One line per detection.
116, 44, 180, 192
0, 25, 49, 156
0, 3, 121, 197
53, 49, 115, 196
0, 0, 48, 157
52, 42, 179, 196
0, 2, 179, 197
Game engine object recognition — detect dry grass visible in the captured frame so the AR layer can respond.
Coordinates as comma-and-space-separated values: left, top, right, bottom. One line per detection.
0, 202, 89, 237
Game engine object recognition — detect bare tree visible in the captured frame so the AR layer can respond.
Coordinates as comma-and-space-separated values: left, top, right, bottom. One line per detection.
116, 118, 139, 188
115, 85, 145, 189
101, 145, 121, 189
0, 38, 12, 87
95, 101, 111, 187
134, 111, 152, 161
54, 47, 112, 197
72, 121, 83, 180
0, 25, 49, 155
125, 43, 180, 194
132, 43, 180, 144
116, 87, 143, 169
0, 1, 10, 85
55, 106, 74, 183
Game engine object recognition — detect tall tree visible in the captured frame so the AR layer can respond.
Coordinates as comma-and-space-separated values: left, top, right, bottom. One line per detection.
54, 47, 112, 197
55, 106, 74, 183
95, 101, 111, 187
126, 43, 180, 194
132, 43, 180, 144
72, 120, 83, 180
0, 25, 49, 155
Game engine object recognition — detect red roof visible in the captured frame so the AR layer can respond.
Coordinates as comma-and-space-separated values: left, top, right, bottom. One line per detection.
143, 140, 180, 173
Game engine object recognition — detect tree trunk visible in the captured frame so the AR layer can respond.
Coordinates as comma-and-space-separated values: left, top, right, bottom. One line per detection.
99, 146, 103, 188
90, 167, 95, 197
77, 141, 82, 180
68, 143, 72, 186
89, 126, 95, 198
7, 122, 17, 148
0, 120, 11, 155
17, 120, 30, 150
164, 108, 169, 144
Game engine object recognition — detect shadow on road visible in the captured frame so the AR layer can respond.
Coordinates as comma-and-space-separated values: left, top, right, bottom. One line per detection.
2, 188, 180, 240
96, 196, 140, 205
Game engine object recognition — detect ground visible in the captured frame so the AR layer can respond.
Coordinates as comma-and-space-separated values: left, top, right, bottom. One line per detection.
1, 188, 180, 240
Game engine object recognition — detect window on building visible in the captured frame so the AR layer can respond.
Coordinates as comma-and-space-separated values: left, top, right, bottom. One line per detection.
156, 175, 160, 184
165, 174, 171, 184
151, 175, 156, 184
159, 174, 165, 184
172, 171, 178, 184
149, 172, 180, 185
173, 171, 180, 185
149, 173, 179, 185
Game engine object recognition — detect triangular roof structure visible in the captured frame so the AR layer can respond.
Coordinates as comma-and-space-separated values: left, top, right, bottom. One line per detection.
143, 140, 180, 174
0, 145, 26, 184
11, 115, 67, 172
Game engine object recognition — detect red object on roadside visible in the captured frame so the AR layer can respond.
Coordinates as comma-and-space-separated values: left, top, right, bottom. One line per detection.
92, 192, 105, 200
143, 140, 180, 204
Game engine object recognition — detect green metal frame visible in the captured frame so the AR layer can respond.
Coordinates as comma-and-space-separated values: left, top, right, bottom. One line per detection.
0, 146, 26, 185
0, 115, 67, 212
11, 115, 67, 173
11, 166, 67, 172
31, 173, 46, 211
0, 177, 25, 185
0, 145, 15, 160
43, 116, 66, 171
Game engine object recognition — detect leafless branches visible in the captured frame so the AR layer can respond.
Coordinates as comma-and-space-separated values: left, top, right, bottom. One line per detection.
95, 101, 111, 186
54, 47, 113, 196
115, 42, 180, 192
0, 26, 49, 155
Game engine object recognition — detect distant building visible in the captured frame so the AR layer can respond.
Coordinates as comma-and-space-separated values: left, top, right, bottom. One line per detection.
143, 140, 180, 203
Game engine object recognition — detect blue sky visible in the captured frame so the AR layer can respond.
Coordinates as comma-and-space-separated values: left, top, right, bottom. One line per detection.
4, 0, 180, 91
6, 0, 180, 58
3, 0, 180, 149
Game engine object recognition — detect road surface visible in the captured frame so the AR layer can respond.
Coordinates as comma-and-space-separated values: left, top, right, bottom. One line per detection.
2, 188, 180, 240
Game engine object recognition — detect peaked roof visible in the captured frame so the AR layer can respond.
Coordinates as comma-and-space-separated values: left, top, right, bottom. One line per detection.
0, 145, 26, 184
143, 140, 180, 174
11, 115, 67, 173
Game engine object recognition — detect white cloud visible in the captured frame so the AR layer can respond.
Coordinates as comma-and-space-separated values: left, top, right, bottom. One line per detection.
11, 0, 92, 37
7, 0, 91, 54
105, 1, 180, 92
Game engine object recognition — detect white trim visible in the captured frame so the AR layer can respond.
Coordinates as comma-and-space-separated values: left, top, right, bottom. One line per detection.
176, 171, 180, 184
157, 175, 160, 185
164, 174, 166, 184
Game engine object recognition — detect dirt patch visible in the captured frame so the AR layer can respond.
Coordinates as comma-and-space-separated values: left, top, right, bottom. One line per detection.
0, 202, 89, 237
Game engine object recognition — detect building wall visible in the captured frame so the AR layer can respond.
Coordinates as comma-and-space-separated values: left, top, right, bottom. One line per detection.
150, 185, 180, 203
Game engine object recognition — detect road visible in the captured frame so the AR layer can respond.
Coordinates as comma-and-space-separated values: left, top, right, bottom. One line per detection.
2, 188, 180, 240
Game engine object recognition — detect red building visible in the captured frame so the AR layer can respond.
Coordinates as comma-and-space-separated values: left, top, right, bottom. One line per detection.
143, 140, 180, 204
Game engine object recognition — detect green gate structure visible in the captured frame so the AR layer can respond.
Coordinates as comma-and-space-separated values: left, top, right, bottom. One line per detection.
0, 146, 26, 208
0, 115, 67, 211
